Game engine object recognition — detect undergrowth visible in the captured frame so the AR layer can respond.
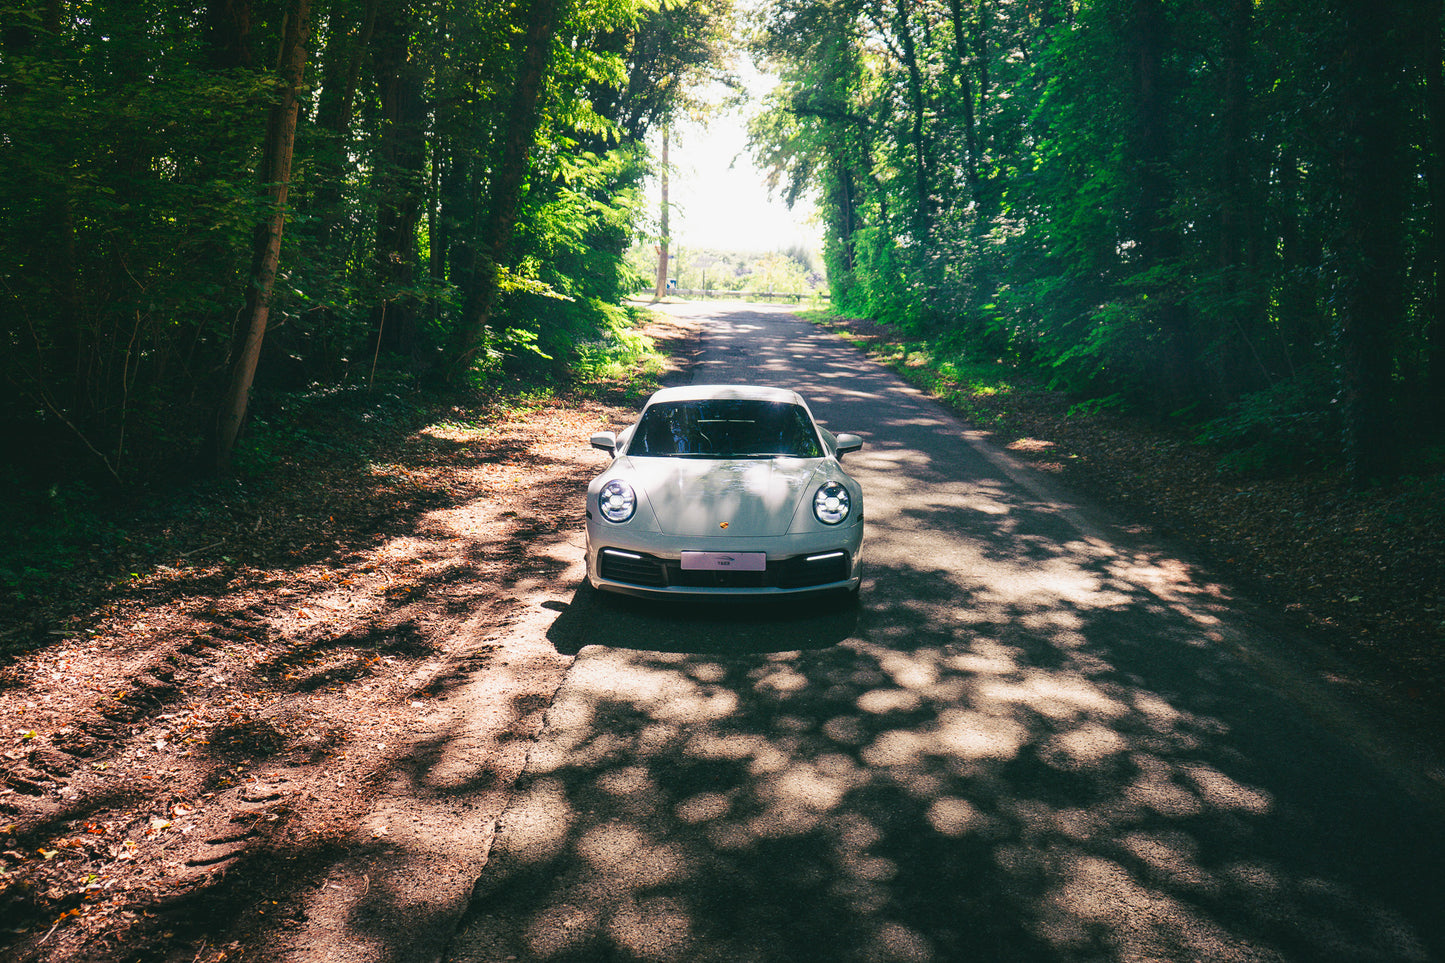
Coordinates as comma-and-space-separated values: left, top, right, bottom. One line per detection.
805, 310, 1438, 485
0, 308, 672, 643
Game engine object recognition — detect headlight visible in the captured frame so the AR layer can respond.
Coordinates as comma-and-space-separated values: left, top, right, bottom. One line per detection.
813, 481, 851, 525
598, 479, 636, 523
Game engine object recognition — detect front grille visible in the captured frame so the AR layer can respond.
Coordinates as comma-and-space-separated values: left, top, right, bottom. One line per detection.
597, 548, 850, 590
598, 549, 667, 587
775, 550, 851, 588
675, 568, 768, 589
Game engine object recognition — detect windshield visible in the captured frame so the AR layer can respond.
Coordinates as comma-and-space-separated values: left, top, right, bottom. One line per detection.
628, 399, 824, 458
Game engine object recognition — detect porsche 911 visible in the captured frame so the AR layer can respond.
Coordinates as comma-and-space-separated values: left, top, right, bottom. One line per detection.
585, 385, 864, 600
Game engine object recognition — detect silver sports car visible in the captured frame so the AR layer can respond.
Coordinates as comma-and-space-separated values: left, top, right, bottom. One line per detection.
585, 385, 865, 599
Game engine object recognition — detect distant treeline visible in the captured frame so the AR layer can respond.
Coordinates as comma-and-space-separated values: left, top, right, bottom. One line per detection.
627, 245, 825, 296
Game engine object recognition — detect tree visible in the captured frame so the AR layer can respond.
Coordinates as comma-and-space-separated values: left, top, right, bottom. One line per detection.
369, 0, 429, 355
879, 0, 933, 246
212, 0, 313, 471
451, 0, 570, 380
654, 123, 672, 300
943, 0, 982, 196
1, 0, 742, 488
1328, 0, 1412, 484
751, 0, 1442, 481
1123, 0, 1191, 403
1424, 0, 1445, 431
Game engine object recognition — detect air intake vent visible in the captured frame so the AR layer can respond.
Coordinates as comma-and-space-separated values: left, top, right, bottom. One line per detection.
598, 549, 850, 591
598, 549, 667, 587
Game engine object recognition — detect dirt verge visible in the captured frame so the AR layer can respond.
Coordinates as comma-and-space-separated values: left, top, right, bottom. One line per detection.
0, 314, 700, 963
818, 313, 1445, 731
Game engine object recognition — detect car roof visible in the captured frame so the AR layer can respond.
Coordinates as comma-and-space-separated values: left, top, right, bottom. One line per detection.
642, 385, 809, 407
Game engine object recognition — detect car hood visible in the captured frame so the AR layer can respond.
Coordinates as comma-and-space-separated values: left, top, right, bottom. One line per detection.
623, 456, 825, 537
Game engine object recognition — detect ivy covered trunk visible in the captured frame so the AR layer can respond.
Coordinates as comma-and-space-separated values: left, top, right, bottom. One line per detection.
451, 0, 568, 380
211, 0, 312, 471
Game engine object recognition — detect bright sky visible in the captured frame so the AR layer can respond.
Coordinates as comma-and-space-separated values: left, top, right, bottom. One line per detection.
652, 65, 821, 254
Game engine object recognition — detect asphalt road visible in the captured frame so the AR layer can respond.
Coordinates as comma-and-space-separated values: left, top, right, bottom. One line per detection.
444, 303, 1445, 963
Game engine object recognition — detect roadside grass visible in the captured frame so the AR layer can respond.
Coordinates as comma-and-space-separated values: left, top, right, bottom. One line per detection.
571, 324, 669, 406
802, 309, 1021, 430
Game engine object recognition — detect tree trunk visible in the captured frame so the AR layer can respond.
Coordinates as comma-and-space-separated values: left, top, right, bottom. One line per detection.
371, 0, 428, 354
1215, 0, 1268, 395
204, 0, 255, 69
316, 0, 378, 138
975, 0, 989, 126
1332, 0, 1408, 485
211, 0, 311, 471
450, 0, 566, 380
1426, 0, 1445, 434
837, 161, 859, 273
892, 0, 932, 244
1273, 148, 1320, 368
1217, 0, 1251, 275
306, 0, 378, 244
1130, 0, 1171, 262
654, 123, 671, 301
1128, 0, 1192, 404
945, 0, 981, 195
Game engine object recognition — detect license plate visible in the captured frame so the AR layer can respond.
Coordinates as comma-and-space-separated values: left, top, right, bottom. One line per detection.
680, 551, 766, 572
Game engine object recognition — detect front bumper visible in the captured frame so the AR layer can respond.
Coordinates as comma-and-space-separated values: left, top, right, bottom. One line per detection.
585, 524, 864, 599
590, 546, 859, 598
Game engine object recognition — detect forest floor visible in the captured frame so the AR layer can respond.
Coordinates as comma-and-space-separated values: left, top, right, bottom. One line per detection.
1, 307, 1442, 962
817, 315, 1445, 730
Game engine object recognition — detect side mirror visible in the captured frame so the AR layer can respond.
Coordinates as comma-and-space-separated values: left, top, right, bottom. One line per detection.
834, 433, 863, 458
590, 431, 617, 455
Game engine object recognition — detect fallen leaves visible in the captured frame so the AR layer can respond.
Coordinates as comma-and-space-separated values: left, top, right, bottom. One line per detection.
0, 387, 634, 961
833, 313, 1445, 714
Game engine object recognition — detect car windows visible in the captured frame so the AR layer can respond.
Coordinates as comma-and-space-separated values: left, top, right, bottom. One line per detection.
629, 400, 824, 458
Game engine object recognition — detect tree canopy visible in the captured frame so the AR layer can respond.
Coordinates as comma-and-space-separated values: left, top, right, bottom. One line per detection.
4, 0, 1442, 490
748, 0, 1445, 485
0, 0, 739, 479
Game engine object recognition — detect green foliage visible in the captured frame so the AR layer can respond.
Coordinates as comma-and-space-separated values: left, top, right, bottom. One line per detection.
848, 229, 929, 330
0, 476, 120, 601
1195, 374, 1340, 477
743, 253, 810, 295
498, 142, 654, 372
631, 244, 825, 297
1, 0, 740, 490
1065, 394, 1128, 419
751, 0, 1445, 479
572, 313, 669, 399
230, 412, 324, 482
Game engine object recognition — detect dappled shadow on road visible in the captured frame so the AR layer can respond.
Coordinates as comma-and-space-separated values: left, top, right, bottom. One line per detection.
452, 534, 1444, 963
439, 305, 1443, 963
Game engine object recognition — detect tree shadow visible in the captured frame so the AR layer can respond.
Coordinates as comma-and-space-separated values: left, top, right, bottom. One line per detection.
547, 583, 860, 657
445, 550, 1445, 963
